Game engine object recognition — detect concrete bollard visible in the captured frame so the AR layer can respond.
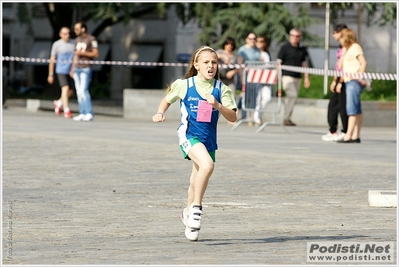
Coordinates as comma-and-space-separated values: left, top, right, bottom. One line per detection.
368, 190, 397, 207
26, 99, 41, 112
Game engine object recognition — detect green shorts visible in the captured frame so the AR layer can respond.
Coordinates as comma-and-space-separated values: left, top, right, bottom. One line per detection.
179, 137, 216, 162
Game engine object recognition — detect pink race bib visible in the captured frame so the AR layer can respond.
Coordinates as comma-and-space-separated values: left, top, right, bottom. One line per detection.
196, 100, 212, 122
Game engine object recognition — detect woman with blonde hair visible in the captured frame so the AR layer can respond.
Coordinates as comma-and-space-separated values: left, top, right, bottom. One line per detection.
337, 28, 367, 143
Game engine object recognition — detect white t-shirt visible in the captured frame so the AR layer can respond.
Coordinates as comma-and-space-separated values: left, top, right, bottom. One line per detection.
260, 51, 271, 63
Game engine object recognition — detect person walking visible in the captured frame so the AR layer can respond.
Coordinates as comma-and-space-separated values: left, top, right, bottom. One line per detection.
48, 26, 75, 118
253, 35, 272, 125
152, 46, 237, 241
277, 28, 310, 126
70, 21, 99, 122
336, 28, 367, 143
322, 23, 348, 141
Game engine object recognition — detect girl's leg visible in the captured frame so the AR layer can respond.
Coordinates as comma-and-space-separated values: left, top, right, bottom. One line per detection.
344, 115, 355, 141
352, 114, 362, 140
187, 163, 198, 209
187, 143, 214, 206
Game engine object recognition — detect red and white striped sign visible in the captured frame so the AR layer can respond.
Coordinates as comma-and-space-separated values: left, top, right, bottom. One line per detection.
246, 69, 278, 84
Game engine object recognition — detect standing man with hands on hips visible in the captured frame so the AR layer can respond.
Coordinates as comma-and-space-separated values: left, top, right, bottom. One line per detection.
70, 21, 99, 122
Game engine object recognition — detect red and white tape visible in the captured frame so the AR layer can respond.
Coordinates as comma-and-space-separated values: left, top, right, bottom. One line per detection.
281, 65, 397, 81
2, 56, 397, 81
2, 56, 190, 67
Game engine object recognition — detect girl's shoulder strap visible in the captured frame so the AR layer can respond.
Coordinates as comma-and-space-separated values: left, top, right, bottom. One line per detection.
214, 79, 222, 90
186, 76, 195, 89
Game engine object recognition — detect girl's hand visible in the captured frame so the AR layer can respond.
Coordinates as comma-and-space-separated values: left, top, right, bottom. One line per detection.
152, 112, 165, 122
359, 79, 367, 87
205, 94, 220, 109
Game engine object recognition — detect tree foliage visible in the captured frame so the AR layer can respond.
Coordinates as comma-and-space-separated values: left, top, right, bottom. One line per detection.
186, 3, 323, 49
362, 3, 397, 27
17, 3, 162, 41
182, 2, 396, 49
15, 2, 396, 47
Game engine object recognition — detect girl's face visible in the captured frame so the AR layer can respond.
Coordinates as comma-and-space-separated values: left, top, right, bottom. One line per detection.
194, 51, 218, 80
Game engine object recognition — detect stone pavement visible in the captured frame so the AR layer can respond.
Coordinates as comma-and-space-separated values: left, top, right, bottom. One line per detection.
2, 106, 397, 265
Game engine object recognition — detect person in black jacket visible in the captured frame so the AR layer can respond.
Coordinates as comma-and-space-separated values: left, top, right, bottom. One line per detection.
277, 28, 310, 126
322, 23, 348, 141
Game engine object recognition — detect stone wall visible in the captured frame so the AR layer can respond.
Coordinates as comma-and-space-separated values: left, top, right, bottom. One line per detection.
123, 89, 397, 127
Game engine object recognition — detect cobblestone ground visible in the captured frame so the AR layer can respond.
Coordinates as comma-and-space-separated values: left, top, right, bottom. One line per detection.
2, 107, 397, 265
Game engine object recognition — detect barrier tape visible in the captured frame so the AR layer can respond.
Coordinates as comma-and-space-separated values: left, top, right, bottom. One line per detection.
281, 65, 397, 81
2, 56, 397, 81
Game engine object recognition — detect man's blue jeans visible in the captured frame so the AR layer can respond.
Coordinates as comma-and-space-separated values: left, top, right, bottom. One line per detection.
73, 67, 93, 115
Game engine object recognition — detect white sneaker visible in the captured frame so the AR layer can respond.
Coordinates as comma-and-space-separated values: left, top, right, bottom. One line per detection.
82, 113, 94, 121
185, 225, 199, 241
73, 114, 85, 121
180, 208, 199, 241
322, 132, 338, 141
333, 132, 345, 141
187, 204, 202, 230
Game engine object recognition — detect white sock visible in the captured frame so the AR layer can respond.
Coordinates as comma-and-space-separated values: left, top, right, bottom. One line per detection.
64, 107, 70, 113
56, 100, 62, 107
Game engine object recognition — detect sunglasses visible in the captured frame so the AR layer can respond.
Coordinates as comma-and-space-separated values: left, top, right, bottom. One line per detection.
290, 34, 301, 38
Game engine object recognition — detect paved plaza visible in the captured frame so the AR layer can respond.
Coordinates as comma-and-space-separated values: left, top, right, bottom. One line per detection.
2, 106, 397, 265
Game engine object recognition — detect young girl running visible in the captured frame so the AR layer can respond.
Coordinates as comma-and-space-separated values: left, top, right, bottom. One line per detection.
152, 46, 237, 241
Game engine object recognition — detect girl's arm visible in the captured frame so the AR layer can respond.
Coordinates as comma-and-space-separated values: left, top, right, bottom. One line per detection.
357, 53, 368, 86
152, 96, 171, 122
357, 54, 367, 73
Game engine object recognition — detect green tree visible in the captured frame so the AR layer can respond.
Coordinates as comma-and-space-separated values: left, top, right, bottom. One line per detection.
17, 3, 396, 45
17, 3, 162, 41
329, 2, 397, 27
186, 3, 323, 49
174, 3, 396, 49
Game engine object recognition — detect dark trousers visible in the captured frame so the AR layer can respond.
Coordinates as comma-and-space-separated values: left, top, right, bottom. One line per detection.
328, 83, 348, 133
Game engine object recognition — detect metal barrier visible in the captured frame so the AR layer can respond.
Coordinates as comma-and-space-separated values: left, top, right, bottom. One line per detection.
231, 61, 287, 133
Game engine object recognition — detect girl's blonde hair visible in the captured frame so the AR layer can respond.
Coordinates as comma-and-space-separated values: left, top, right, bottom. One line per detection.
166, 46, 219, 93
340, 28, 358, 48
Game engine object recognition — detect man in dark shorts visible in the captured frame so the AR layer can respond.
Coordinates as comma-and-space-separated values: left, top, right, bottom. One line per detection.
48, 26, 75, 118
